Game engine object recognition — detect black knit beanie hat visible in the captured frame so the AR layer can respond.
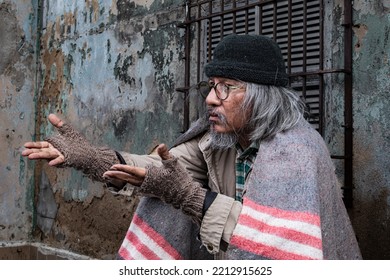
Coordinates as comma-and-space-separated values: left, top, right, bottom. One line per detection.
204, 34, 288, 87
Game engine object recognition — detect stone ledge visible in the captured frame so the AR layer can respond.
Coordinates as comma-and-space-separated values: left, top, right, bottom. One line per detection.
0, 241, 93, 260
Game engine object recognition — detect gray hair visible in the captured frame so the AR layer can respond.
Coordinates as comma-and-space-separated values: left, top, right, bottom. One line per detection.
242, 83, 307, 142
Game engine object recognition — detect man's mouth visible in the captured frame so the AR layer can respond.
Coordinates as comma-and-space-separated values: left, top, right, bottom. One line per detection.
208, 112, 220, 123
207, 109, 221, 122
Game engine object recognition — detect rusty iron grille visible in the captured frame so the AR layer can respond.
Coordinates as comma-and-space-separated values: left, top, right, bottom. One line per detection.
177, 0, 354, 207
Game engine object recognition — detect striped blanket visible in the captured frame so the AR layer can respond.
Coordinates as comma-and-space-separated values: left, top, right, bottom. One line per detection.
118, 197, 211, 260
229, 199, 323, 259
117, 120, 361, 260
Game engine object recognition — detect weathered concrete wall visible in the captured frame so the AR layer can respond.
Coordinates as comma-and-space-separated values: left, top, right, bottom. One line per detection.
31, 0, 186, 259
2, 0, 186, 259
322, 0, 347, 180
350, 1, 390, 259
324, 0, 390, 259
0, 0, 38, 243
1, 0, 390, 260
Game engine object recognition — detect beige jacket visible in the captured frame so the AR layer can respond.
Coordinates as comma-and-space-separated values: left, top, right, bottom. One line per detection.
120, 131, 242, 255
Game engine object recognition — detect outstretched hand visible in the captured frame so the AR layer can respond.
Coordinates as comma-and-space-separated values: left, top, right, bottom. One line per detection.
104, 143, 205, 225
22, 114, 65, 166
103, 143, 173, 186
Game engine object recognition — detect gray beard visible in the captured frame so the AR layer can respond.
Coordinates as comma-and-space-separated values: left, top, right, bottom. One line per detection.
207, 109, 239, 150
209, 128, 239, 150
207, 109, 244, 150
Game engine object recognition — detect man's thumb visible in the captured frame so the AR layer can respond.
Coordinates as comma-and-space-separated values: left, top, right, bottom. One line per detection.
48, 114, 64, 128
157, 144, 173, 161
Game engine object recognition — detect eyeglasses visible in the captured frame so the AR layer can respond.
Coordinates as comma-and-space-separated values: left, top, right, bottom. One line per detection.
196, 80, 245, 100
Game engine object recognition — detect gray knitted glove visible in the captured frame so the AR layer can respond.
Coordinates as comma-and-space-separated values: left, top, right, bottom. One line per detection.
45, 123, 119, 182
138, 156, 207, 225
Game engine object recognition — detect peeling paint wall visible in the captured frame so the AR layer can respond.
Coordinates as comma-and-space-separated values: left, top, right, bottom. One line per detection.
37, 0, 185, 152
323, 0, 390, 259
2, 0, 186, 259
32, 0, 186, 259
322, 0, 347, 178
0, 0, 38, 243
349, 1, 390, 259
1, 0, 390, 260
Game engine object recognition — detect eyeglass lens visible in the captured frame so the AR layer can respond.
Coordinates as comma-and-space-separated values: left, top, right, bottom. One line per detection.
197, 81, 211, 98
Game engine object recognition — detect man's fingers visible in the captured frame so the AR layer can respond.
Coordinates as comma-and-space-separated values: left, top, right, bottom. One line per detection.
103, 170, 144, 186
49, 155, 65, 166
23, 141, 50, 149
104, 164, 146, 186
48, 114, 64, 128
21, 149, 36, 156
110, 164, 146, 178
26, 150, 58, 160
157, 144, 173, 160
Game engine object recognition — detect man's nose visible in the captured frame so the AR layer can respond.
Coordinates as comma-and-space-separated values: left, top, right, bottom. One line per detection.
205, 87, 221, 106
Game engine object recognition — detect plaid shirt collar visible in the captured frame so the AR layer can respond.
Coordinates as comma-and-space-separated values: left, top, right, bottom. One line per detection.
235, 141, 259, 203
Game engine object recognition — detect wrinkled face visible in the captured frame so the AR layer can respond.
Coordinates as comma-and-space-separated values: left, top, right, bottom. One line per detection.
205, 77, 247, 134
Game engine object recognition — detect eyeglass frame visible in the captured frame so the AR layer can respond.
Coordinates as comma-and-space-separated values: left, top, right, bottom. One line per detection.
196, 80, 246, 100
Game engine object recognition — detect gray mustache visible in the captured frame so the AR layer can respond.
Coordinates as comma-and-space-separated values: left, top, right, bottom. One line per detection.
207, 108, 227, 124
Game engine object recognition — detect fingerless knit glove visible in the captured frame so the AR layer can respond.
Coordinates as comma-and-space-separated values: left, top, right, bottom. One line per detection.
138, 156, 207, 225
45, 123, 119, 182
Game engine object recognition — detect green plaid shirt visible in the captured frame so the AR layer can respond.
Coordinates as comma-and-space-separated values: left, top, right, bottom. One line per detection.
235, 142, 259, 203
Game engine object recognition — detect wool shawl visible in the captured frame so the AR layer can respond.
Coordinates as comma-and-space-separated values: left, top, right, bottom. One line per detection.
117, 120, 362, 260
